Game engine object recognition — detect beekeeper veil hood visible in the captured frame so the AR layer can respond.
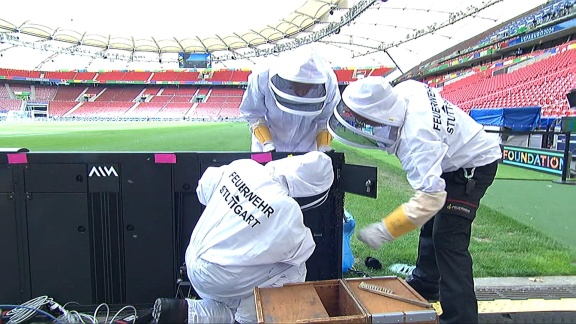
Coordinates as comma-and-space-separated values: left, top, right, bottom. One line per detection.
265, 151, 334, 211
269, 47, 329, 117
328, 76, 407, 154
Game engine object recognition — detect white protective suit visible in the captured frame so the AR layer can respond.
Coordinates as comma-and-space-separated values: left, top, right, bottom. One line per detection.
185, 151, 334, 323
394, 80, 501, 192
328, 77, 501, 246
239, 48, 341, 152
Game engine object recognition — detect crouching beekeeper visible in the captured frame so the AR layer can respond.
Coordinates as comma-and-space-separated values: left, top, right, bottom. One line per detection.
153, 151, 334, 323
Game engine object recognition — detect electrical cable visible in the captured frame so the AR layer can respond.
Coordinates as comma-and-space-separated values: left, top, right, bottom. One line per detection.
62, 301, 80, 308
49, 299, 96, 324
0, 296, 143, 324
2, 295, 52, 324
0, 304, 62, 324
56, 308, 96, 324
108, 305, 137, 324
93, 303, 111, 323
58, 301, 97, 324
3, 296, 138, 324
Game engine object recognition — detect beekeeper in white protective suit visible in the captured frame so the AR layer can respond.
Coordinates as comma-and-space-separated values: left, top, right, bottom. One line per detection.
239, 46, 341, 153
152, 151, 334, 324
327, 76, 501, 324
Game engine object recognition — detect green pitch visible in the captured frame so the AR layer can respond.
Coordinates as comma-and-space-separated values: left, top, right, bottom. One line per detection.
0, 121, 252, 152
1, 121, 575, 277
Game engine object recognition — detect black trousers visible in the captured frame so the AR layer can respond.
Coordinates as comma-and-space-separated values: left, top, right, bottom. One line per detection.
407, 160, 498, 324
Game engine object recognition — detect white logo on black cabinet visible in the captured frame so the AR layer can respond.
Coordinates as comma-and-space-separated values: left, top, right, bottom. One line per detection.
89, 166, 119, 177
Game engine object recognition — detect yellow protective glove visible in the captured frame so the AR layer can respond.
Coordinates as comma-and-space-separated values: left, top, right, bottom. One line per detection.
251, 123, 275, 152
357, 190, 447, 250
316, 129, 333, 152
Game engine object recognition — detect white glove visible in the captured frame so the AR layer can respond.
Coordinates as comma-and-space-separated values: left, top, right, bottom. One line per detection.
357, 222, 394, 250
262, 142, 276, 152
318, 145, 334, 153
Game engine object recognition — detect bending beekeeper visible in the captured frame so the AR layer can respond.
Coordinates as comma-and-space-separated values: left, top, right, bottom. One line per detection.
239, 46, 341, 153
327, 76, 501, 324
153, 151, 334, 323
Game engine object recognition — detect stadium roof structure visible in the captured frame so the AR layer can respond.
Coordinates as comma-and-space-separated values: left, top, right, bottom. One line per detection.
0, 0, 547, 74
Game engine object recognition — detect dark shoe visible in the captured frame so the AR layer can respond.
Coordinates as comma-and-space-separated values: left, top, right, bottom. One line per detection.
153, 298, 188, 323
364, 256, 382, 270
405, 276, 440, 302
415, 291, 439, 302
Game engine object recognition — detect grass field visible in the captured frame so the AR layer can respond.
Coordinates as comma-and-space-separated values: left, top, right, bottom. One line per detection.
0, 121, 252, 152
2, 121, 575, 278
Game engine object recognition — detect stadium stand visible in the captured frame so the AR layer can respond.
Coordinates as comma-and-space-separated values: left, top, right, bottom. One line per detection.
48, 101, 79, 117
0, 98, 24, 111
0, 68, 41, 78
334, 69, 355, 82
230, 70, 251, 82
74, 71, 98, 81
33, 85, 58, 101
149, 71, 201, 82
372, 0, 575, 124
440, 42, 576, 117
8, 83, 31, 96
52, 85, 86, 101
478, 0, 574, 45
0, 48, 570, 120
43, 71, 77, 80
398, 0, 575, 82
208, 70, 234, 82
370, 67, 393, 77
6, 10, 569, 122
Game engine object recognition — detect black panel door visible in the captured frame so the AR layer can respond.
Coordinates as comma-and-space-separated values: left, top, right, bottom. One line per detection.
122, 162, 175, 304
0, 192, 21, 303
24, 164, 87, 193
26, 193, 93, 304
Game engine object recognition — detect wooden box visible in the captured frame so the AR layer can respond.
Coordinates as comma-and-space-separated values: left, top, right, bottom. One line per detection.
255, 279, 367, 323
344, 277, 437, 323
254, 277, 438, 323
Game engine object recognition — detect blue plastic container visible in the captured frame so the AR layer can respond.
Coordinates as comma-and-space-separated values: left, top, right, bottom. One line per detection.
342, 210, 356, 273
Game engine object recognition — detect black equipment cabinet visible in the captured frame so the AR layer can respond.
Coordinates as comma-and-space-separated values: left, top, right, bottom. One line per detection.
120, 158, 174, 304
0, 164, 21, 304
0, 151, 376, 307
24, 163, 93, 303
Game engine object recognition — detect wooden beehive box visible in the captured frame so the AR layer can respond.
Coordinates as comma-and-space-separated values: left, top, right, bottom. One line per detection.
343, 277, 438, 323
255, 279, 367, 323
254, 277, 438, 323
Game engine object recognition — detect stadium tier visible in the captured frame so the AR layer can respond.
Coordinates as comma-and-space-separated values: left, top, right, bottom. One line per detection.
399, 0, 575, 83
0, 66, 395, 120
1, 46, 575, 120
3, 4, 576, 121
0, 67, 393, 84
478, 0, 574, 46
439, 41, 576, 117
